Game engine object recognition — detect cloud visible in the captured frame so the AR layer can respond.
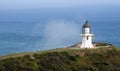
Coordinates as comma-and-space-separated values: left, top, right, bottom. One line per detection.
41, 20, 81, 49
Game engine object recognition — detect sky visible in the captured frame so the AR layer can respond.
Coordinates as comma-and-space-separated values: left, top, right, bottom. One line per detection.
0, 0, 120, 10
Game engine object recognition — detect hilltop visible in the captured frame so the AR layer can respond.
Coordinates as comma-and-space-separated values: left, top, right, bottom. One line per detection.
0, 43, 120, 71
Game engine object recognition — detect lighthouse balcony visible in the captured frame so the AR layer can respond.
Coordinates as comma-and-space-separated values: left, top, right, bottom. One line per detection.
81, 34, 94, 37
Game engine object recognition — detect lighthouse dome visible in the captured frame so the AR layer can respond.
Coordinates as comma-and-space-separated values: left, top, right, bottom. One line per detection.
83, 21, 90, 28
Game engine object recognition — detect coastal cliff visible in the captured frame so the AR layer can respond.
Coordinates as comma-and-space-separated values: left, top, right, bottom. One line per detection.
0, 43, 120, 71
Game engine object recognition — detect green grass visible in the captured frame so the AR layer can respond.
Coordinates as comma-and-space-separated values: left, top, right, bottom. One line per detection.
0, 52, 33, 60
0, 46, 120, 71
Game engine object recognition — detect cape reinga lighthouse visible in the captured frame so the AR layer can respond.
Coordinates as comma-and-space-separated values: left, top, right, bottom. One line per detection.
81, 21, 94, 48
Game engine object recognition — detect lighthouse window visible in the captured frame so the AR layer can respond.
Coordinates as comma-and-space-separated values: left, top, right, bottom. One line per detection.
87, 36, 88, 40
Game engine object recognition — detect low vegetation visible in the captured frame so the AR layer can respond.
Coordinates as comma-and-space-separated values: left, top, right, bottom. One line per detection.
0, 46, 120, 71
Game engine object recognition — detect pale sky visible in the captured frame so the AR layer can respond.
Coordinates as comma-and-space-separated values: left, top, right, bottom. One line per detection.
0, 0, 120, 10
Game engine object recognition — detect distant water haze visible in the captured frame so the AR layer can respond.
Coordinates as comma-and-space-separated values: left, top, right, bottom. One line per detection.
0, 0, 120, 10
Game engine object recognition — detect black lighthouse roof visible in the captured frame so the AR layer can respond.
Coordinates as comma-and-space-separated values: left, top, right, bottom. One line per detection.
83, 21, 90, 28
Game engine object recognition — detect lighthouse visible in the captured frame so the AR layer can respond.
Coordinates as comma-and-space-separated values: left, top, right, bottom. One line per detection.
81, 21, 94, 48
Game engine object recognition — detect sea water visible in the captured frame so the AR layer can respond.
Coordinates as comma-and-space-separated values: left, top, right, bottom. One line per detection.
0, 8, 120, 56
0, 19, 120, 56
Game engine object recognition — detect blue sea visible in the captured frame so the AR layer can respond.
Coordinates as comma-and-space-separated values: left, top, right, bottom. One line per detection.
0, 7, 120, 56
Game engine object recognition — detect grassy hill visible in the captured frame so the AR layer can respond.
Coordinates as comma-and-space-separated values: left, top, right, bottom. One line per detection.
0, 45, 120, 71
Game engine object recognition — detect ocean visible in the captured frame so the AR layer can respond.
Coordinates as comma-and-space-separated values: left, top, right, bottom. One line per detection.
0, 8, 120, 56
0, 19, 120, 56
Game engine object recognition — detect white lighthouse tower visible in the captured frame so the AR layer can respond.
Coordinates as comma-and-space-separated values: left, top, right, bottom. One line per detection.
81, 21, 94, 48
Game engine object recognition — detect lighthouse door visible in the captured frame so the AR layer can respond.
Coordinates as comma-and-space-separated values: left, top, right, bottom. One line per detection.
87, 36, 88, 40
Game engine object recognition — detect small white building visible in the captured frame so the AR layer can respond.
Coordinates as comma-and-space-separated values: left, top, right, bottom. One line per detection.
81, 21, 94, 48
